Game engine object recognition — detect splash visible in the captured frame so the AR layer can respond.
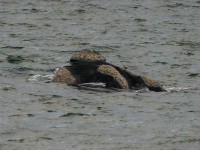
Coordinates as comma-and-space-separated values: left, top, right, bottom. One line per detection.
27, 75, 199, 93
28, 74, 54, 82
78, 82, 106, 88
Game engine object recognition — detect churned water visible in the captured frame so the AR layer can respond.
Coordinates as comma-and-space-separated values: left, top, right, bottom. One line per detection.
0, 0, 200, 149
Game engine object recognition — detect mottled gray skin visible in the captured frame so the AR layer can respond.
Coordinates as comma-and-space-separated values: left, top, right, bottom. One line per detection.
53, 50, 166, 92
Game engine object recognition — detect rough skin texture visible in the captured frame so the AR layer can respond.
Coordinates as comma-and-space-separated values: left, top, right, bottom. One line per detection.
142, 76, 160, 87
98, 65, 128, 89
52, 67, 76, 84
70, 50, 106, 62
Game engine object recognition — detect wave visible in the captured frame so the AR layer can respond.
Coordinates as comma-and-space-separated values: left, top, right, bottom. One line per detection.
27, 74, 54, 82
27, 74, 199, 93
165, 86, 198, 93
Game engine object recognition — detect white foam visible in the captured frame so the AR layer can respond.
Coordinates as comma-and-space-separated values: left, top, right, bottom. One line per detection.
79, 82, 106, 88
27, 74, 41, 81
28, 74, 54, 81
165, 86, 197, 92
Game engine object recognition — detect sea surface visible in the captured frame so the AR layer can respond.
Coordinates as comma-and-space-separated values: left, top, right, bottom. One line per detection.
0, 0, 200, 150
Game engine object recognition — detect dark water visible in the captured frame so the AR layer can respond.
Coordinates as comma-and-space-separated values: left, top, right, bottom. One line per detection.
1, 0, 200, 149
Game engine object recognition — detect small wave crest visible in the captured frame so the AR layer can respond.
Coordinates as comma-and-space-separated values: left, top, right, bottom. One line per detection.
27, 74, 54, 82
165, 86, 198, 92
79, 82, 106, 88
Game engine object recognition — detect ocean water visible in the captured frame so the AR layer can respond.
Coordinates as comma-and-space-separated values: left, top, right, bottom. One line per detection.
0, 0, 200, 149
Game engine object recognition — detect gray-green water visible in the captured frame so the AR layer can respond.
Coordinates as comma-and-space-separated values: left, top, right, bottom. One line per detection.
1, 0, 200, 149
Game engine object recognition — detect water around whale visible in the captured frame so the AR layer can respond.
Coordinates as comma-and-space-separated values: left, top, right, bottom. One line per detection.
1, 0, 200, 150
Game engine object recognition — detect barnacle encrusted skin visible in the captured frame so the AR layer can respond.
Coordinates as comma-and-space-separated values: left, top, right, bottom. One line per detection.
142, 76, 160, 87
70, 50, 106, 63
98, 65, 128, 89
52, 67, 76, 84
